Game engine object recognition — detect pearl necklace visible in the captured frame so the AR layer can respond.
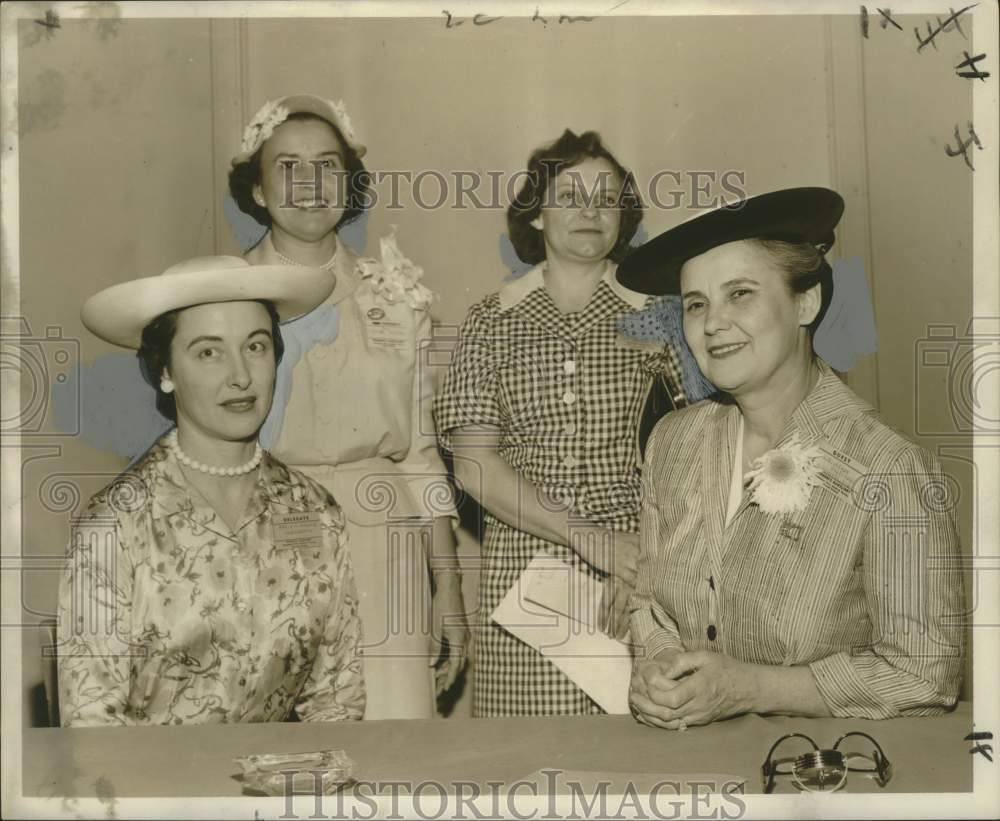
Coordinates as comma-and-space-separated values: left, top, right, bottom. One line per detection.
275, 246, 338, 270
168, 429, 263, 477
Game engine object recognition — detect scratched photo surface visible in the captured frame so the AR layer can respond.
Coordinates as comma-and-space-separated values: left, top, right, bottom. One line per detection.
2, 1, 997, 818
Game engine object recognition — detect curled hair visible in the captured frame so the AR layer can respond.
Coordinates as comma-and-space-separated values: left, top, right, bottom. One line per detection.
228, 112, 371, 231
507, 129, 644, 265
137, 301, 285, 422
752, 238, 834, 337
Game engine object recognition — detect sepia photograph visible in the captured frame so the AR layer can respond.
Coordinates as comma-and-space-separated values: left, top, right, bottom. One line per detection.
2, 1, 997, 818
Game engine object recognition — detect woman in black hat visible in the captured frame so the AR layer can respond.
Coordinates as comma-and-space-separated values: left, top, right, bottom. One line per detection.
619, 188, 965, 727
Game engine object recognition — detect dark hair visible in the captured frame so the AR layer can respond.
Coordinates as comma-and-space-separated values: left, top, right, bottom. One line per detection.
228, 112, 371, 231
137, 300, 285, 422
751, 238, 834, 337
507, 129, 644, 265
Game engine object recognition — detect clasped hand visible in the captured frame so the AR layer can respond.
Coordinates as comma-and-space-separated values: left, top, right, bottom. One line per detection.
628, 651, 756, 730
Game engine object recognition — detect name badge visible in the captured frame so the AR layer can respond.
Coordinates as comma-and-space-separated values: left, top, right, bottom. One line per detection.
815, 442, 869, 500
272, 512, 323, 551
364, 306, 408, 351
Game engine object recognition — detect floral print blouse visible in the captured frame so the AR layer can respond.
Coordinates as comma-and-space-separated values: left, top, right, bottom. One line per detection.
57, 434, 365, 726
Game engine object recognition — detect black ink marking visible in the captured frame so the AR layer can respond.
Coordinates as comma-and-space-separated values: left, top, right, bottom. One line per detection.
965, 731, 995, 741
473, 14, 502, 25
956, 51, 990, 80
34, 10, 60, 29
915, 4, 976, 52
877, 8, 903, 30
861, 5, 870, 38
533, 6, 548, 25
559, 15, 595, 23
441, 10, 464, 27
969, 744, 994, 761
944, 122, 983, 170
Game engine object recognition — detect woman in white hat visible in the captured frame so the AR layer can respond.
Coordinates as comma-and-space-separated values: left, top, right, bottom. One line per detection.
228, 95, 466, 719
619, 188, 965, 727
57, 256, 365, 726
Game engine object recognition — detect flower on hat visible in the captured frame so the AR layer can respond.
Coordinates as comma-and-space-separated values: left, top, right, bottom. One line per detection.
327, 98, 360, 150
238, 100, 291, 160
744, 434, 822, 515
357, 228, 436, 310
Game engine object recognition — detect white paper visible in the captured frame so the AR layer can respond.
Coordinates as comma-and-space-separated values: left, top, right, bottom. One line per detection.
490, 554, 633, 714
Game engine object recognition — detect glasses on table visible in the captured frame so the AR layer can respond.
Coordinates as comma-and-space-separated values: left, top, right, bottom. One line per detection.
761, 731, 892, 793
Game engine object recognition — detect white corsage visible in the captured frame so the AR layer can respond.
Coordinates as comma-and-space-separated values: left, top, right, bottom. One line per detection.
357, 228, 436, 310
744, 434, 823, 515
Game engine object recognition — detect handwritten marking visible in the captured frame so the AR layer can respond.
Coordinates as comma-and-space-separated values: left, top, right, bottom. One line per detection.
560, 15, 595, 23
861, 5, 869, 38
956, 51, 990, 80
473, 13, 502, 25
915, 4, 976, 52
944, 122, 983, 170
441, 10, 464, 27
533, 6, 548, 25
878, 8, 903, 30
34, 10, 60, 29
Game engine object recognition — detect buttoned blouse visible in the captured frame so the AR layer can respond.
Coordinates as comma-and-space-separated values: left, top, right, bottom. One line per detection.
630, 362, 966, 718
434, 264, 659, 530
246, 233, 455, 524
57, 435, 364, 726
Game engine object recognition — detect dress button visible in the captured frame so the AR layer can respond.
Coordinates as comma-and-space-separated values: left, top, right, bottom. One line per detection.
562, 391, 577, 405
707, 624, 717, 641
563, 360, 577, 375
562, 456, 579, 469
134, 708, 147, 720
238, 677, 247, 687
236, 601, 248, 613
563, 422, 577, 436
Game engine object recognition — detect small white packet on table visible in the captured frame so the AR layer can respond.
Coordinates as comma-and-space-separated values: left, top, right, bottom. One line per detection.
234, 749, 357, 796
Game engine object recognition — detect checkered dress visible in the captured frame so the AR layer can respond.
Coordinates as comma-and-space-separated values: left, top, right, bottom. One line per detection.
435, 269, 686, 716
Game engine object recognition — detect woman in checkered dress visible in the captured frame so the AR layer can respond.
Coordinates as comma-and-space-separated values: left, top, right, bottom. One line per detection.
435, 130, 685, 716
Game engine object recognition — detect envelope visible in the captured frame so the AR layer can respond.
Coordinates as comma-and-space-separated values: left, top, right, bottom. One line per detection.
490, 553, 633, 714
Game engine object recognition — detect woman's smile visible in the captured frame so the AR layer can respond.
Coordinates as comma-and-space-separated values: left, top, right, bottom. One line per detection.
219, 396, 258, 413
707, 341, 748, 358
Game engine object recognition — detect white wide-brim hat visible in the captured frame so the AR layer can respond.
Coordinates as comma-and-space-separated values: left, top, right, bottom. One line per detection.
81, 256, 335, 349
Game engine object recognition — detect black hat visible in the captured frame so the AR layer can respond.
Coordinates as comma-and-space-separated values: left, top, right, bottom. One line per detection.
616, 187, 845, 295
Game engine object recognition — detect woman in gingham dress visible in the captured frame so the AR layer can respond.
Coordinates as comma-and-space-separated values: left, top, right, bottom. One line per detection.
435, 130, 688, 716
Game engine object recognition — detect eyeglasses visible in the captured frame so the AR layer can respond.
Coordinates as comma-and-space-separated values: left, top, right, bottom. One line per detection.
761, 731, 892, 793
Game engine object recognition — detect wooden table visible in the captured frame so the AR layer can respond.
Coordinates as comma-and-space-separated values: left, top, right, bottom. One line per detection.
23, 704, 973, 799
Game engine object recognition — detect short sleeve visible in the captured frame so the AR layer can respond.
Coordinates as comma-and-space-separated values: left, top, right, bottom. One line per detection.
433, 297, 505, 452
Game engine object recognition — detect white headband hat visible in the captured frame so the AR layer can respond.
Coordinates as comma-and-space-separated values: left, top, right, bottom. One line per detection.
232, 93, 367, 166
81, 256, 335, 349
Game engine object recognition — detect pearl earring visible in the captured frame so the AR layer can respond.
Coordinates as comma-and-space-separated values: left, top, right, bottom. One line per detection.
160, 378, 175, 394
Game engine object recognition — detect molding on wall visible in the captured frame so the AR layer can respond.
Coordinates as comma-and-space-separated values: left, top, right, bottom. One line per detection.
208, 19, 246, 256
824, 15, 881, 412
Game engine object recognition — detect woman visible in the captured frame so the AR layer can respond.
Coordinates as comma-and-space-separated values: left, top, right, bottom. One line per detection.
619, 187, 966, 726
229, 94, 466, 719
58, 255, 364, 725
435, 129, 691, 716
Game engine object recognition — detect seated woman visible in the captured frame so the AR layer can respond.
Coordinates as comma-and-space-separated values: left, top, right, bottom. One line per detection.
57, 255, 364, 725
618, 187, 965, 726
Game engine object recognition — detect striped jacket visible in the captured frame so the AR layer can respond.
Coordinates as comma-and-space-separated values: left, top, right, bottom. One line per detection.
630, 361, 965, 719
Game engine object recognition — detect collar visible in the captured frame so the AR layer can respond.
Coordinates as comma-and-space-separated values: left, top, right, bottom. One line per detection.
712, 359, 872, 446
498, 261, 647, 312
136, 433, 311, 539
